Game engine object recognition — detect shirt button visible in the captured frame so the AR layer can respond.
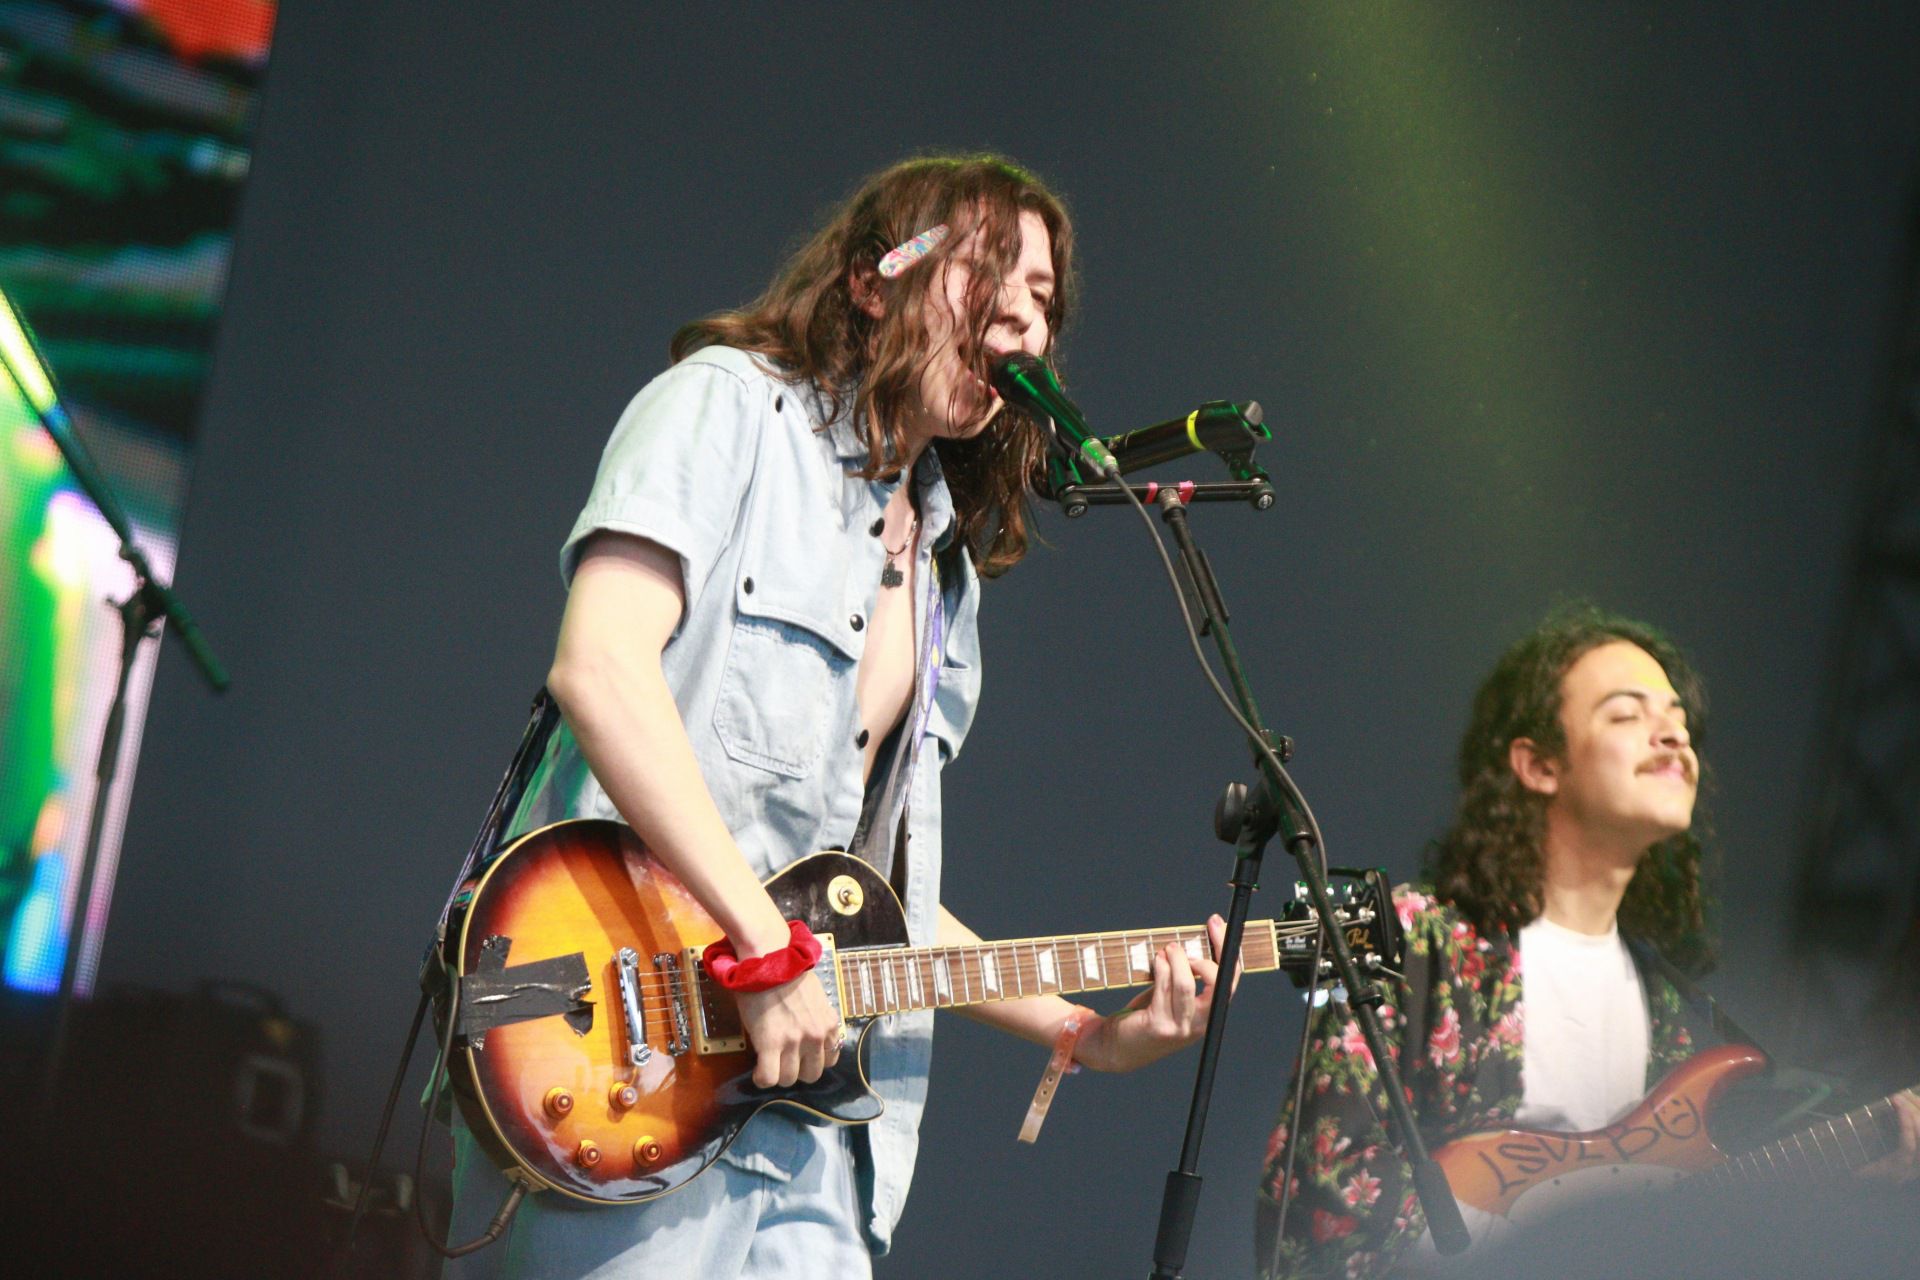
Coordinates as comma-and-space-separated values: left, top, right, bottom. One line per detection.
743, 577, 755, 594
850, 613, 865, 631
869, 517, 885, 537
856, 729, 870, 748
774, 394, 784, 412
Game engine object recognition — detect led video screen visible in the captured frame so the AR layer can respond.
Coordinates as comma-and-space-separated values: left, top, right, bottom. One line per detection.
0, 0, 276, 994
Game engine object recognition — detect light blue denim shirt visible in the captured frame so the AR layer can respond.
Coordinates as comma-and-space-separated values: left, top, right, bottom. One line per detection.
511, 345, 982, 1252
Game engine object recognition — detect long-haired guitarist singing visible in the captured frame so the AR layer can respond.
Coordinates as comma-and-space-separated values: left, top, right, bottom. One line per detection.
1255, 605, 1920, 1278
443, 154, 1231, 1280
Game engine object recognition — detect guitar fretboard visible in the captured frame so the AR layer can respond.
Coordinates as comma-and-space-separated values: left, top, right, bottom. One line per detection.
1689, 1096, 1902, 1188
830, 922, 1284, 1020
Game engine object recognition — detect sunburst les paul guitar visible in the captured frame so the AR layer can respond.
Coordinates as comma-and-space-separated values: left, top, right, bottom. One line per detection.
1434, 1044, 1917, 1234
439, 818, 1398, 1205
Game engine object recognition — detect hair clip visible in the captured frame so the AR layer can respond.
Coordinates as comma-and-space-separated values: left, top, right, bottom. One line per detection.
877, 223, 950, 279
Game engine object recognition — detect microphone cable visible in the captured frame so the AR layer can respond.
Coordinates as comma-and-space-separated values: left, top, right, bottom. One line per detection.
1082, 459, 1334, 1279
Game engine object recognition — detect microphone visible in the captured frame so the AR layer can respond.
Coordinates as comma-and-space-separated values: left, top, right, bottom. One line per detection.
990, 352, 1119, 478
992, 354, 1270, 485
1103, 400, 1267, 475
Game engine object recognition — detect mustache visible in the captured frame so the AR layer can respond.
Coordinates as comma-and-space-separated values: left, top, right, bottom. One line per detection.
1638, 751, 1697, 782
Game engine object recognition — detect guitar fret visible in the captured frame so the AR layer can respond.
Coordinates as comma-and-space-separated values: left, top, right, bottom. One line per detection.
1841, 1110, 1870, 1165
1082, 939, 1104, 990
904, 951, 922, 1008
1861, 1102, 1895, 1164
880, 955, 898, 1011
1036, 941, 1058, 992
859, 958, 875, 1015
1807, 1121, 1839, 1172
981, 948, 999, 996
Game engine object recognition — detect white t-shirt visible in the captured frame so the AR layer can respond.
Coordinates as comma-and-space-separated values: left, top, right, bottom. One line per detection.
1515, 915, 1651, 1132
1405, 915, 1653, 1271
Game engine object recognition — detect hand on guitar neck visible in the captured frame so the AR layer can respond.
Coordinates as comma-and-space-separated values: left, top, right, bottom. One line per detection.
1857, 1088, 1920, 1183
1071, 913, 1239, 1073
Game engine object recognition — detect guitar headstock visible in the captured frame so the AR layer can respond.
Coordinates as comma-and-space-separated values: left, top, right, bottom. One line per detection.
1274, 867, 1404, 989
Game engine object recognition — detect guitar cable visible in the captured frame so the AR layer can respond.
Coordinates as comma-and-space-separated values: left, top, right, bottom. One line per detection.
328, 978, 528, 1275
414, 975, 530, 1258
326, 990, 428, 1277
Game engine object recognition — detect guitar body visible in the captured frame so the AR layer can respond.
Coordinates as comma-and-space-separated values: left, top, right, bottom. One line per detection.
445, 819, 904, 1204
1436, 1043, 1770, 1219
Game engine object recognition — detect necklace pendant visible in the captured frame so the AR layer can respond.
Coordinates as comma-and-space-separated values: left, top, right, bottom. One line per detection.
881, 559, 905, 589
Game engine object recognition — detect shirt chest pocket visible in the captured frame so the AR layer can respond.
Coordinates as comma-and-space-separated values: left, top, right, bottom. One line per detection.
712, 526, 868, 780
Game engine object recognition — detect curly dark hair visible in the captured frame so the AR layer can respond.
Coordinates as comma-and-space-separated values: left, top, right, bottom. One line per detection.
1424, 603, 1717, 974
670, 152, 1074, 578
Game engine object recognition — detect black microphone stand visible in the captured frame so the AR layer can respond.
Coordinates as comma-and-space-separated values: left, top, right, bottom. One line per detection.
0, 320, 228, 1122
1051, 471, 1469, 1277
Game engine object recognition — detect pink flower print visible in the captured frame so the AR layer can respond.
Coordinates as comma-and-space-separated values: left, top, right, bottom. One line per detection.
1394, 890, 1431, 930
1341, 1170, 1383, 1209
1428, 1006, 1462, 1066
1265, 1125, 1289, 1164
1310, 1209, 1359, 1245
1492, 1008, 1523, 1047
1339, 1020, 1375, 1069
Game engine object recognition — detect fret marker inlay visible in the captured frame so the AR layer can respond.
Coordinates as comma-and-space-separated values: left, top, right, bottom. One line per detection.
1076, 944, 1096, 985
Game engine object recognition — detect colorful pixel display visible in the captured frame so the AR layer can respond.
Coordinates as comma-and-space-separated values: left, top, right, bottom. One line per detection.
0, 0, 275, 994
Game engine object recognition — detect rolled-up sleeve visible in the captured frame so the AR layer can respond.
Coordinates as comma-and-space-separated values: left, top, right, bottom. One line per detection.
561, 355, 766, 612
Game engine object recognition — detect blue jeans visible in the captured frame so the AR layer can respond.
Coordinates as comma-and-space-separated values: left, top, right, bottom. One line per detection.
442, 1111, 874, 1280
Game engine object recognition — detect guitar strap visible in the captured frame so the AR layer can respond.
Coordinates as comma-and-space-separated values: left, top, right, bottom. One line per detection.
423, 688, 563, 975
1624, 934, 1764, 1054
849, 545, 947, 896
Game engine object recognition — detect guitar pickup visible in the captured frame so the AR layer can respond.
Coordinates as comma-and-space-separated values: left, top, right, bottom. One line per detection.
684, 933, 840, 1057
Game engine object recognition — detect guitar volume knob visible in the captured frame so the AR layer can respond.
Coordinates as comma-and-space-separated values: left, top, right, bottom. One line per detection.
609, 1082, 639, 1111
543, 1087, 575, 1119
634, 1136, 663, 1165
574, 1140, 602, 1167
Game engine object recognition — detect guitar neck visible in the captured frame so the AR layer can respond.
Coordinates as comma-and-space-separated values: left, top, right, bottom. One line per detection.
829, 920, 1294, 1020
1690, 1089, 1911, 1188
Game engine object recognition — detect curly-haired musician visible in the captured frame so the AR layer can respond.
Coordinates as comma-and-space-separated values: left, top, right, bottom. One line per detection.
1256, 605, 1920, 1278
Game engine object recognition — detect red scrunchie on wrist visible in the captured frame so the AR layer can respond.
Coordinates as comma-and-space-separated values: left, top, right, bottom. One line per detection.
702, 920, 823, 993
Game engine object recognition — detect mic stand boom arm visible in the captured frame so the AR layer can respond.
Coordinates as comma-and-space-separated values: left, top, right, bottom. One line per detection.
1133, 489, 1470, 1277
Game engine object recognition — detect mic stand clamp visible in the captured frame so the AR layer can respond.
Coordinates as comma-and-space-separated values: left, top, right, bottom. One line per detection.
1137, 489, 1468, 1278
1052, 477, 1277, 518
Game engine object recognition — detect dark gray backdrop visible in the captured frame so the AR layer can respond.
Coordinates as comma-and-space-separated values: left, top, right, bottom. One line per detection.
101, 3, 1920, 1275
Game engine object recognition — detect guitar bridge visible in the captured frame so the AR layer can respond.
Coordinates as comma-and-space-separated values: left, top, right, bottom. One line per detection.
615, 948, 653, 1067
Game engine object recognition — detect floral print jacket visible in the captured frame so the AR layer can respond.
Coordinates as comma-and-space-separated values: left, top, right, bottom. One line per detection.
1257, 888, 1701, 1279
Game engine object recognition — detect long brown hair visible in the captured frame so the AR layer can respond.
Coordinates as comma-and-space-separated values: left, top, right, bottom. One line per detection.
1425, 603, 1717, 973
671, 153, 1076, 577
